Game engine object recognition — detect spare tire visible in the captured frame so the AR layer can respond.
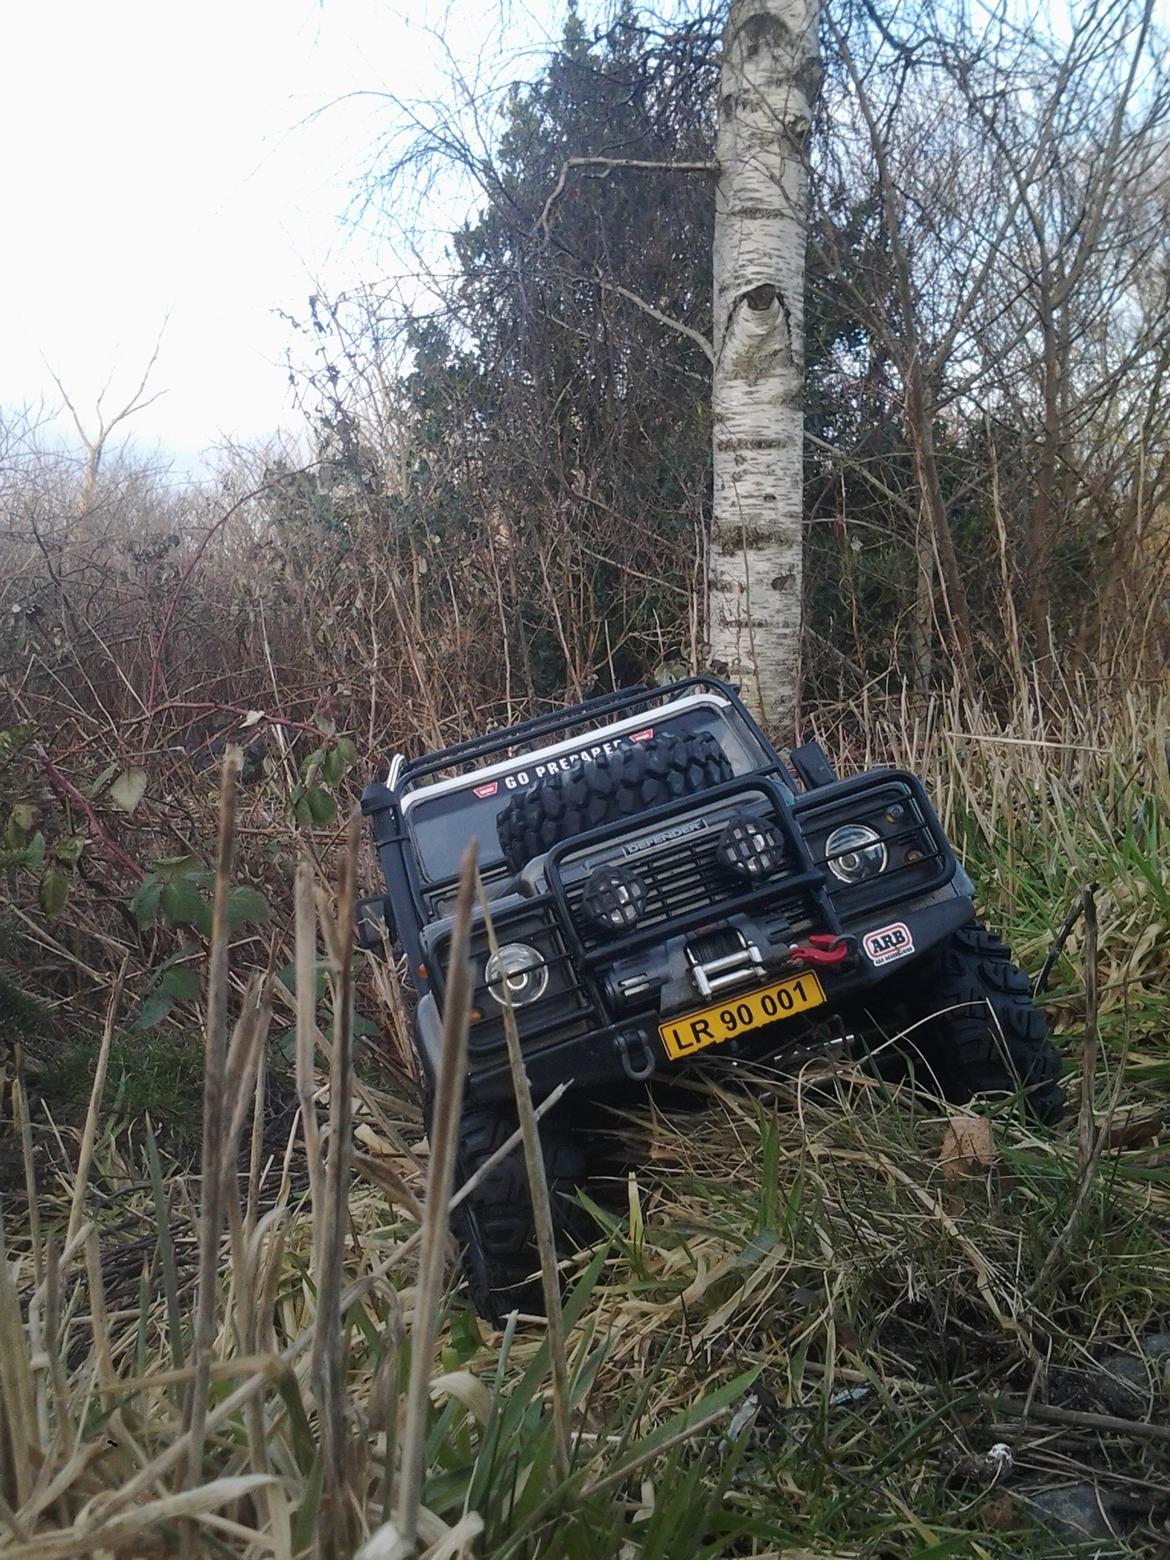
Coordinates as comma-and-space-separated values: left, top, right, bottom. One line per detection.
497, 729, 733, 871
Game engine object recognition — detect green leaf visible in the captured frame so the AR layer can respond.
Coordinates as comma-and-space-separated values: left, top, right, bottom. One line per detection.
298, 748, 325, 783
444, 1308, 483, 1366
320, 747, 345, 786
307, 786, 337, 825
226, 885, 270, 928
87, 760, 120, 798
109, 767, 148, 813
53, 833, 86, 866
161, 965, 201, 1002
24, 832, 46, 868
6, 803, 36, 846
39, 868, 69, 916
161, 878, 206, 927
277, 961, 327, 999
335, 736, 357, 770
153, 854, 200, 876
130, 875, 163, 928
136, 989, 174, 1030
0, 725, 35, 769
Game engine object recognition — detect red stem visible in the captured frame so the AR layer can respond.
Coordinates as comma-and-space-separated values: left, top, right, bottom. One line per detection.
34, 744, 145, 881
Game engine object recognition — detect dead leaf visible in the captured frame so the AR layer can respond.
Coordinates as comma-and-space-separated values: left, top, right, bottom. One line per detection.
109, 767, 148, 813
355, 1123, 396, 1157
1103, 1111, 1164, 1151
939, 1114, 995, 1183
980, 1490, 1018, 1530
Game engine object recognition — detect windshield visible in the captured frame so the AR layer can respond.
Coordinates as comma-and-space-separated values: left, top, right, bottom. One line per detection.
406, 700, 766, 883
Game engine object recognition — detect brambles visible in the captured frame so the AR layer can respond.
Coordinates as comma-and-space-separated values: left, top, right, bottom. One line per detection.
1, 724, 87, 918
289, 734, 359, 827
130, 854, 270, 939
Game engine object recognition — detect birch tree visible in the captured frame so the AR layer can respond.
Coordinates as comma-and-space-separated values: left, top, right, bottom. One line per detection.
710, 0, 820, 726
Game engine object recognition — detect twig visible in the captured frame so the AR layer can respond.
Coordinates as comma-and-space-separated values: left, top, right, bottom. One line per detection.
313, 810, 360, 1557
1078, 885, 1099, 1172
66, 963, 127, 1248
294, 863, 324, 1284
477, 875, 572, 1479
393, 842, 477, 1556
144, 469, 320, 715
1034, 881, 1097, 997
538, 155, 717, 235
993, 1395, 1170, 1444
1027, 886, 1127, 1300
592, 275, 715, 364
181, 749, 239, 1500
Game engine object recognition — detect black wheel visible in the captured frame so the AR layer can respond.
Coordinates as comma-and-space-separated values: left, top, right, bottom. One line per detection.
451, 1108, 590, 1324
857, 921, 1064, 1124
496, 729, 733, 871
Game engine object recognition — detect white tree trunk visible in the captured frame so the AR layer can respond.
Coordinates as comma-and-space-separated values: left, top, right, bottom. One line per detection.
710, 0, 820, 728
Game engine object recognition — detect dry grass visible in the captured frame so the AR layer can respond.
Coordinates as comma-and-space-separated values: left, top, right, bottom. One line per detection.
0, 689, 1168, 1556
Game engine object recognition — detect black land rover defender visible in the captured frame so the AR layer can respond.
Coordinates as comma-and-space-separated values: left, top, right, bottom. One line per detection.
360, 679, 1062, 1320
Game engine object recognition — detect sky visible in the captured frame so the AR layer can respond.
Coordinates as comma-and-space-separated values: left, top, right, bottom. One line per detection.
0, 0, 562, 475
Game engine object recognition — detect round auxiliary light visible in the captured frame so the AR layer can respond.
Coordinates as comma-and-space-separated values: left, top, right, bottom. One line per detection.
484, 942, 549, 1007
581, 866, 646, 932
717, 814, 786, 880
825, 823, 887, 884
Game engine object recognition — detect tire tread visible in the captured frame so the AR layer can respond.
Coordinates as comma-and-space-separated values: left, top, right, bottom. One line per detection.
497, 730, 733, 871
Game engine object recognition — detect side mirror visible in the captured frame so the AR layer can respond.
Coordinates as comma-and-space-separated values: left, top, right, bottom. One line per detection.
355, 893, 396, 953
787, 742, 838, 790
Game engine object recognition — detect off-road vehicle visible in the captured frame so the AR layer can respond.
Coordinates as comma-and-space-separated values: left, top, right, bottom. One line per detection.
360, 678, 1061, 1320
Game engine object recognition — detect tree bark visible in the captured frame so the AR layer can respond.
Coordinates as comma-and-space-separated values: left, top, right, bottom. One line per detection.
710, 0, 820, 729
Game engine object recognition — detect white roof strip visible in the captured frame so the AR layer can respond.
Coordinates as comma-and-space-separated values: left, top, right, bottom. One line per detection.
400, 693, 730, 813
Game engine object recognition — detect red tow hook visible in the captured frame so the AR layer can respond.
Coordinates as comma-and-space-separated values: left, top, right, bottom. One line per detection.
789, 934, 854, 969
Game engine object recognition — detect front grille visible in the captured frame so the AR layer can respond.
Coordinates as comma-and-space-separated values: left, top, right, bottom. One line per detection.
564, 820, 820, 953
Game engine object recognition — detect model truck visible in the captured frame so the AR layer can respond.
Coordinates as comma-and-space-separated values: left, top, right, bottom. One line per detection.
361, 679, 1061, 1320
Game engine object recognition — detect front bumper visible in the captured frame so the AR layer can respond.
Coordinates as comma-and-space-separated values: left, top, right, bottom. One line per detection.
445, 885, 974, 1106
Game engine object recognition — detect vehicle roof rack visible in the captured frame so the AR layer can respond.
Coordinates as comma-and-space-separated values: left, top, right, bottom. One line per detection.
398, 676, 740, 788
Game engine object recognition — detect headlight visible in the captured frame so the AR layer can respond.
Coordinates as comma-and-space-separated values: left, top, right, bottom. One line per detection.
582, 866, 645, 932
825, 823, 887, 884
717, 814, 786, 879
485, 943, 549, 1006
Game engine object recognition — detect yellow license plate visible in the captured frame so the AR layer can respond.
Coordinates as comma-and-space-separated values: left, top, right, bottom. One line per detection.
659, 972, 826, 1061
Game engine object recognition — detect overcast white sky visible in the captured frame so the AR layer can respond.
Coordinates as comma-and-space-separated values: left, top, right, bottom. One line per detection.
1, 0, 562, 474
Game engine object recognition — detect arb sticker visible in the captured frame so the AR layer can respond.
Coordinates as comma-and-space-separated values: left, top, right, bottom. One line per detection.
863, 922, 914, 966
473, 781, 499, 799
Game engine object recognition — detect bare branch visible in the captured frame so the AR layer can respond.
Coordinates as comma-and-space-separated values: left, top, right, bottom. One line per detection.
593, 274, 714, 363
539, 155, 717, 236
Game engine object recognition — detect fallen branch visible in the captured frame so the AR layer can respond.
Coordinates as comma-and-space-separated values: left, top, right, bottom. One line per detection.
992, 1395, 1170, 1445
